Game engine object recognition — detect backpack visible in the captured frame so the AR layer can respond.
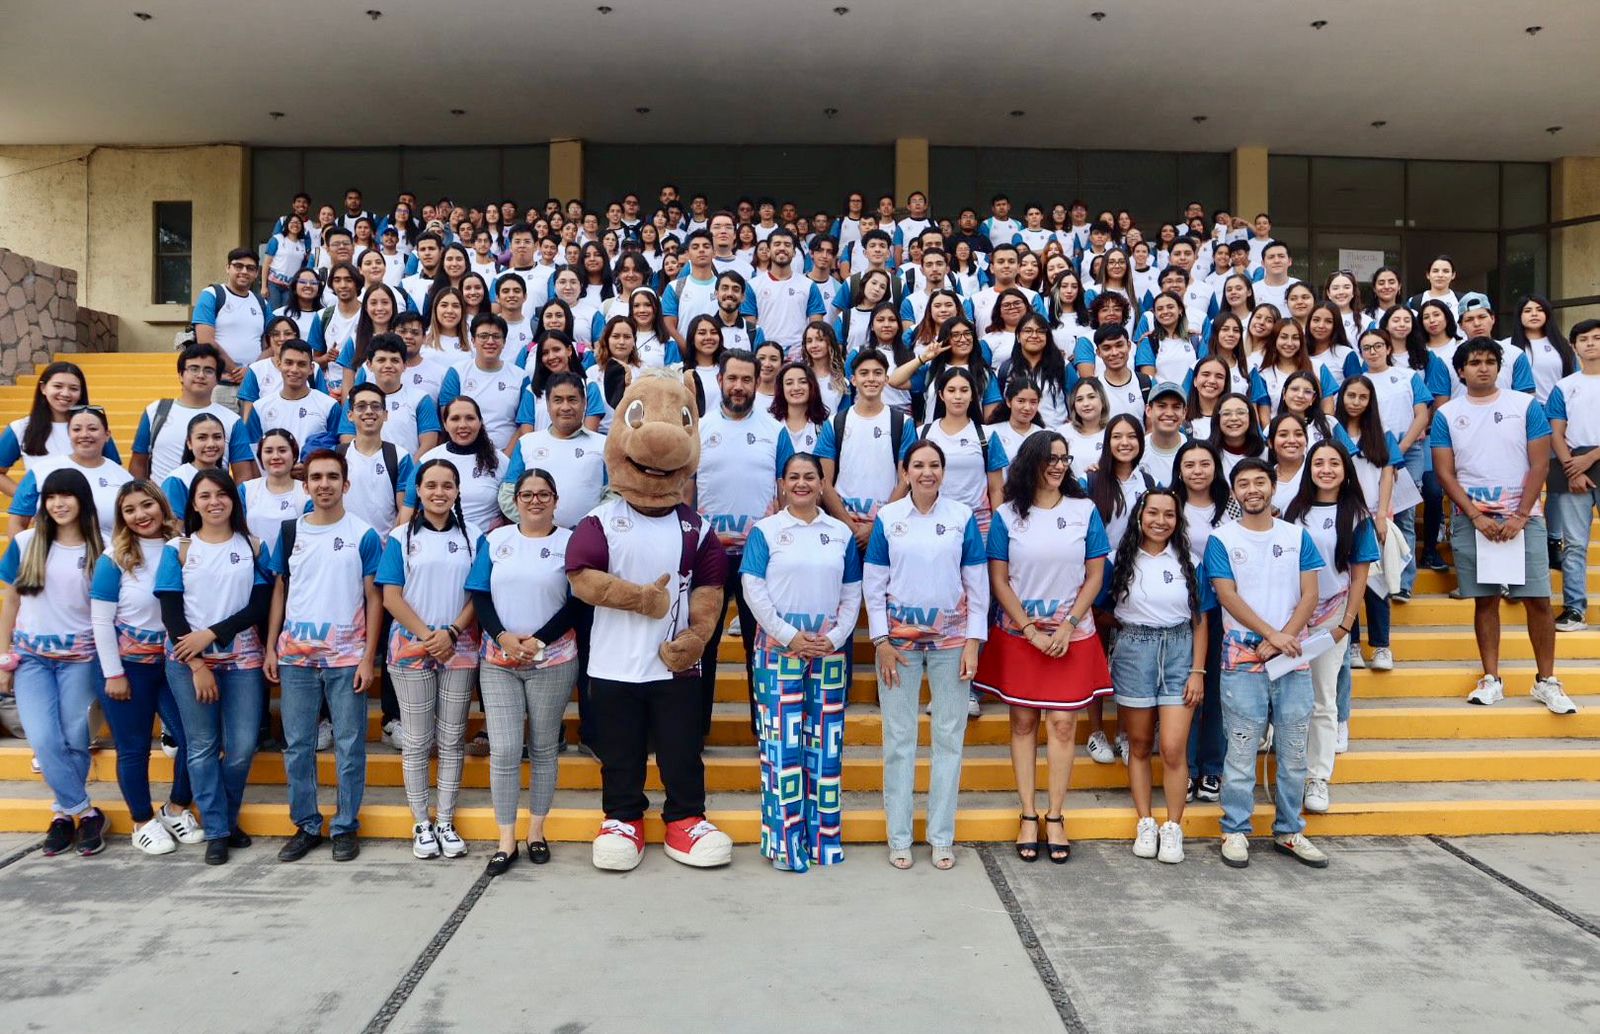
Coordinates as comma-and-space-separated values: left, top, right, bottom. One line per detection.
147, 398, 177, 449
828, 406, 906, 481
338, 440, 401, 497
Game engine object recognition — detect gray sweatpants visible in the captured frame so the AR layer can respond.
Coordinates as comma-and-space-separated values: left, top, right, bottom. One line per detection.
479, 659, 576, 825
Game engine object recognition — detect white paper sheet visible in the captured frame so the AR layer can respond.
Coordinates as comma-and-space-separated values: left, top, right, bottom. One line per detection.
1475, 529, 1526, 586
1264, 630, 1337, 680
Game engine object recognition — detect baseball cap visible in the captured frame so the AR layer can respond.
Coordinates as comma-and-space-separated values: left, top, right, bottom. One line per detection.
1457, 292, 1493, 317
1149, 381, 1186, 404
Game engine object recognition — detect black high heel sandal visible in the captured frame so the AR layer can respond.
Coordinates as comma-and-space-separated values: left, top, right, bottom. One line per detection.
1044, 814, 1071, 864
1015, 813, 1041, 862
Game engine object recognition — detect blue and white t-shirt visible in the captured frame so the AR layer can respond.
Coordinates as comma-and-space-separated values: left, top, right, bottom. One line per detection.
740, 508, 864, 652
342, 440, 414, 537
8, 456, 132, 539
504, 428, 608, 529
245, 388, 342, 449
133, 401, 254, 483
336, 383, 441, 458
815, 407, 900, 519
1298, 504, 1380, 623
989, 496, 1108, 637
697, 410, 791, 551
748, 273, 826, 359
89, 537, 167, 671
863, 494, 989, 650
405, 444, 507, 531
1546, 371, 1600, 451
0, 417, 121, 473
1204, 518, 1324, 673
192, 285, 267, 367
1113, 543, 1216, 629
375, 520, 483, 670
240, 478, 310, 547
0, 532, 93, 661
437, 360, 528, 450
661, 273, 720, 329
152, 533, 268, 670
901, 420, 1008, 522
1430, 390, 1551, 518
1135, 335, 1207, 386
269, 513, 383, 668
466, 525, 577, 669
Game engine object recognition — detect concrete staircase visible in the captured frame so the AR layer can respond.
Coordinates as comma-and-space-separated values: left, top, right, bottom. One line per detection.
1, 352, 1598, 843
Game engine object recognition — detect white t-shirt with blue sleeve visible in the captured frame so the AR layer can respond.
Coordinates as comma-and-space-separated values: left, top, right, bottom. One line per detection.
1204, 518, 1324, 673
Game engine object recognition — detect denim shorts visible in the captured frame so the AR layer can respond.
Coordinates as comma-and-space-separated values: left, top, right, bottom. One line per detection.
1111, 623, 1194, 708
1450, 514, 1551, 599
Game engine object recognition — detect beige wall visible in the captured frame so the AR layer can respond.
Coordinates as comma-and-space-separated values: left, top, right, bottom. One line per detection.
0, 144, 249, 353
895, 138, 929, 205
1552, 156, 1600, 326
1231, 146, 1269, 220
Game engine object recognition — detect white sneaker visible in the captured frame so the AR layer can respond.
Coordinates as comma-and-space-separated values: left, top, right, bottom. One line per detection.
159, 728, 179, 759
1086, 730, 1115, 764
1273, 831, 1329, 868
29, 754, 40, 774
436, 821, 468, 858
158, 807, 205, 845
1303, 777, 1330, 814
1369, 647, 1394, 671
1532, 676, 1579, 715
1335, 721, 1349, 754
1114, 731, 1130, 765
1467, 674, 1505, 706
1220, 832, 1249, 868
1157, 821, 1184, 864
967, 691, 982, 719
132, 817, 177, 856
412, 821, 441, 859
727, 616, 742, 637
381, 718, 403, 750
1348, 644, 1365, 669
316, 719, 334, 752
1132, 816, 1158, 858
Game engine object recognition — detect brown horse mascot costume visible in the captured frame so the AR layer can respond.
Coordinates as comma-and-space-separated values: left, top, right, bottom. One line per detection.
565, 367, 734, 870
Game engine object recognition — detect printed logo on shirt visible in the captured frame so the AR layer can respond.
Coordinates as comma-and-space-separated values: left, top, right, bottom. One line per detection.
1230, 547, 1248, 565
707, 433, 722, 448
611, 515, 634, 532
746, 432, 758, 445
1056, 517, 1068, 530
1162, 569, 1175, 583
819, 533, 831, 545
935, 524, 949, 536
778, 531, 794, 545
1323, 516, 1335, 530
540, 546, 564, 560
447, 541, 461, 553
229, 552, 243, 565
1272, 544, 1285, 558
376, 462, 387, 476
890, 521, 908, 537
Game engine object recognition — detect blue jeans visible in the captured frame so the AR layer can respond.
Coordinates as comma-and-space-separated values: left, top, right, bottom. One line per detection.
879, 646, 968, 850
1187, 613, 1224, 778
279, 664, 369, 837
100, 660, 192, 822
1554, 488, 1600, 615
1219, 668, 1313, 836
166, 661, 263, 841
12, 655, 98, 816
1397, 442, 1428, 593
266, 281, 290, 312
1359, 586, 1391, 648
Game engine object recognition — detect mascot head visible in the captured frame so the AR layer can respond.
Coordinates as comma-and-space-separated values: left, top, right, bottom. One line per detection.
604, 367, 701, 512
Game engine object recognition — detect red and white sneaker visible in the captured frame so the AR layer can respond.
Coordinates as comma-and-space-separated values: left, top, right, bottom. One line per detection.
592, 817, 645, 871
663, 816, 733, 868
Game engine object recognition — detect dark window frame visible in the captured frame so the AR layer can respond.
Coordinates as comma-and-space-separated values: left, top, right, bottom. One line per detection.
153, 200, 193, 306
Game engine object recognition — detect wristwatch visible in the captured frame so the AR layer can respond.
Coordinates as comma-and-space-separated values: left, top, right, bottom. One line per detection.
1065, 614, 1081, 629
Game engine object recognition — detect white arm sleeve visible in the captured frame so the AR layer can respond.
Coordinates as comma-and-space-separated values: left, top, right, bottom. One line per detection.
961, 562, 990, 642
863, 563, 890, 641
91, 598, 125, 679
830, 580, 864, 652
740, 573, 797, 648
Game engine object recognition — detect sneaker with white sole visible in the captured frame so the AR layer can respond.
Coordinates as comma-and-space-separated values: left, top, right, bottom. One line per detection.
1349, 646, 1365, 670
1132, 816, 1158, 858
1220, 832, 1249, 868
132, 817, 177, 856
158, 807, 205, 845
412, 821, 441, 859
160, 730, 178, 759
1086, 730, 1114, 764
316, 719, 334, 752
1303, 777, 1330, 814
30, 754, 40, 774
1555, 609, 1587, 633
1467, 674, 1504, 706
1273, 831, 1329, 868
436, 822, 467, 858
592, 817, 645, 871
967, 691, 981, 719
1157, 821, 1184, 864
664, 816, 733, 868
381, 718, 403, 750
1114, 731, 1130, 765
1369, 647, 1394, 671
1532, 676, 1579, 715
1196, 775, 1221, 802
1335, 721, 1349, 754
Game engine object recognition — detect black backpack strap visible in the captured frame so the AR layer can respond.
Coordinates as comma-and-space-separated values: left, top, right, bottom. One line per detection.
382, 442, 401, 496
278, 518, 298, 581
148, 398, 176, 451
888, 407, 906, 458
973, 419, 990, 466
829, 409, 850, 480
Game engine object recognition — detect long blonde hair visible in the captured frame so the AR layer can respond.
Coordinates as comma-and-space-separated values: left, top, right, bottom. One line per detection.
15, 468, 102, 595
110, 480, 181, 574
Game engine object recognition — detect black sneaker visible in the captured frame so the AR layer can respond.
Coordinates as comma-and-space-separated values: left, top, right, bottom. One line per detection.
1420, 552, 1449, 573
1185, 777, 1196, 802
1556, 608, 1587, 633
41, 816, 75, 857
75, 809, 106, 856
228, 827, 252, 849
331, 833, 360, 862
204, 839, 230, 865
1549, 538, 1564, 570
277, 829, 323, 862
1196, 775, 1221, 802
1392, 588, 1412, 604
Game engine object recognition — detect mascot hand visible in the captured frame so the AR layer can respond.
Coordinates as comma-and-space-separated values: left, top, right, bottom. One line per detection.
659, 630, 707, 673
569, 569, 672, 619
639, 573, 672, 619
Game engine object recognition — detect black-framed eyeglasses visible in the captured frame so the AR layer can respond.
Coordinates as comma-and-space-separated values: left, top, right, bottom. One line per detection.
182, 364, 218, 377
516, 490, 555, 503
1044, 454, 1071, 467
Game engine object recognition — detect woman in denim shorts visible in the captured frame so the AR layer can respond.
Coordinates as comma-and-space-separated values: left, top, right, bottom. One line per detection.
1108, 488, 1212, 864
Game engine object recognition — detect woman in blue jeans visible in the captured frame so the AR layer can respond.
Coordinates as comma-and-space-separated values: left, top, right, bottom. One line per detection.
90, 480, 205, 855
864, 438, 989, 871
154, 469, 271, 866
1175, 440, 1232, 803
0, 468, 110, 857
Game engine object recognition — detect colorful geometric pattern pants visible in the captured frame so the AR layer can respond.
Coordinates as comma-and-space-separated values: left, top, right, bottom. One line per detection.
753, 648, 847, 871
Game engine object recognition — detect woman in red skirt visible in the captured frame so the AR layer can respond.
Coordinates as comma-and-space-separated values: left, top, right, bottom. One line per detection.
975, 431, 1112, 864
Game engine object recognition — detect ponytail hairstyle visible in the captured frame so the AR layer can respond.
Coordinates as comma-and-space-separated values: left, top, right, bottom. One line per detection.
21, 361, 88, 457
110, 479, 181, 574
179, 412, 228, 468
14, 468, 101, 595
1284, 439, 1370, 574
439, 396, 499, 480
1089, 412, 1146, 524
1335, 374, 1391, 469
1172, 439, 1229, 527
255, 427, 301, 470
405, 457, 474, 560
1109, 487, 1200, 614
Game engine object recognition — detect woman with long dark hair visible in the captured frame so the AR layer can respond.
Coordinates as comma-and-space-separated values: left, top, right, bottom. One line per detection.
1207, 393, 1268, 481
408, 397, 507, 531
7, 405, 132, 540
0, 361, 117, 498
900, 366, 1007, 538
1512, 294, 1575, 403
998, 312, 1071, 427
770, 361, 829, 454
1284, 440, 1378, 814
801, 319, 848, 414
154, 469, 271, 864
1174, 438, 1230, 802
378, 456, 481, 862
975, 432, 1109, 864
0, 468, 108, 856
1333, 374, 1408, 676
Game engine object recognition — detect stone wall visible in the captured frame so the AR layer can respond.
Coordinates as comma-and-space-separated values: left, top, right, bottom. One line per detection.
0, 246, 117, 383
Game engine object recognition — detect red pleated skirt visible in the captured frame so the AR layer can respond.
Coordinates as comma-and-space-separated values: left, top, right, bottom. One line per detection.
972, 627, 1113, 711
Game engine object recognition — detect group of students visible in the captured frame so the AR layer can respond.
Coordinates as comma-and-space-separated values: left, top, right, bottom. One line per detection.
1, 181, 1594, 873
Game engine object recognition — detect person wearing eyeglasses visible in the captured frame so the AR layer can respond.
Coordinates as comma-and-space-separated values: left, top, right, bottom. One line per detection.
129, 342, 258, 485
8, 405, 132, 540
192, 247, 269, 410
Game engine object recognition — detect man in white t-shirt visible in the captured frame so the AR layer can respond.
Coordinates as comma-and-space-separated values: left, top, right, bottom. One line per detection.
400, 232, 443, 312
337, 337, 442, 458
1431, 337, 1572, 714
1140, 383, 1188, 486
708, 211, 752, 278
1252, 241, 1300, 317
747, 230, 826, 360
893, 191, 933, 263
662, 229, 719, 349
965, 244, 1043, 330
130, 342, 258, 484
265, 449, 384, 863
817, 349, 904, 545
1204, 458, 1326, 870
245, 340, 341, 451
191, 247, 268, 404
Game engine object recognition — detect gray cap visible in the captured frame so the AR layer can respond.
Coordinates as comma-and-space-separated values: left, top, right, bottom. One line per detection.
1148, 380, 1186, 404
